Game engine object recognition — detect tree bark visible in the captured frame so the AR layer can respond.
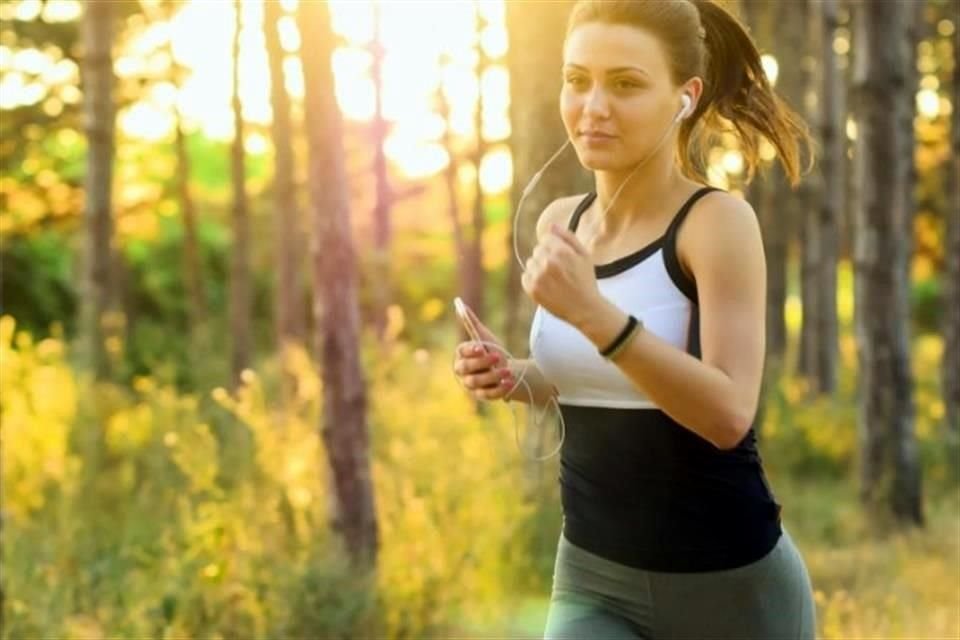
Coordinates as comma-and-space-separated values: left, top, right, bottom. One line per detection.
298, 0, 378, 566
815, 0, 842, 394
370, 1, 393, 340
264, 0, 304, 387
943, 33, 960, 459
798, 0, 822, 384
466, 6, 490, 329
79, 0, 116, 380
851, 0, 923, 527
230, 0, 252, 386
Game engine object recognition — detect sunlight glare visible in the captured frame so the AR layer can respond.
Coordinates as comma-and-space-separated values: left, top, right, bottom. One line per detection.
119, 102, 175, 142
846, 116, 857, 141
245, 132, 268, 155
917, 89, 940, 119
278, 16, 301, 53
329, 0, 375, 45
760, 54, 778, 87
479, 147, 512, 194
73, 0, 513, 179
384, 140, 448, 179
480, 25, 508, 58
722, 150, 744, 175
332, 49, 377, 120
13, 48, 47, 75
282, 56, 304, 100
0, 72, 25, 109
14, 0, 42, 21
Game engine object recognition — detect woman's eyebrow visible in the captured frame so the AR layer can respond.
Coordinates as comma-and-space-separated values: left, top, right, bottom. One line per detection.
563, 63, 650, 77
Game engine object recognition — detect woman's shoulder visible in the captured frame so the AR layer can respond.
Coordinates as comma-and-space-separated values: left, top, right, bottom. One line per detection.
682, 188, 759, 243
535, 193, 591, 241
677, 188, 763, 276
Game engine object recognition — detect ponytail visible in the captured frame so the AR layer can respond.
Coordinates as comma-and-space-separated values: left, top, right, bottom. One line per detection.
684, 0, 813, 186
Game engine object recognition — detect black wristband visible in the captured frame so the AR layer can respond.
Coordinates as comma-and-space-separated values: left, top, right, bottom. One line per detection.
599, 315, 639, 358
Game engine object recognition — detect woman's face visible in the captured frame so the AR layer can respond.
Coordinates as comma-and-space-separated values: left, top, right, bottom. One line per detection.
561, 22, 686, 172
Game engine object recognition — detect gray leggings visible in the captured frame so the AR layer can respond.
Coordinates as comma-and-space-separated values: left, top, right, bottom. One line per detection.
544, 529, 815, 639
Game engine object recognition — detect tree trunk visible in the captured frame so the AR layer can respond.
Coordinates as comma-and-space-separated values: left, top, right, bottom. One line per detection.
466, 6, 489, 327
851, 0, 923, 527
230, 0, 252, 386
943, 37, 960, 460
79, 0, 116, 380
798, 0, 822, 384
370, 1, 393, 341
264, 0, 304, 388
815, 0, 842, 394
298, 0, 378, 566
174, 114, 206, 334
504, 0, 587, 354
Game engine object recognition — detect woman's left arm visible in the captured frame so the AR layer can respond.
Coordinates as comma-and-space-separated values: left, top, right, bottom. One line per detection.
527, 194, 766, 450
579, 195, 766, 449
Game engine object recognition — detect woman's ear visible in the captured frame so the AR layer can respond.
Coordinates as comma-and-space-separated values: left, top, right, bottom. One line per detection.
682, 77, 704, 114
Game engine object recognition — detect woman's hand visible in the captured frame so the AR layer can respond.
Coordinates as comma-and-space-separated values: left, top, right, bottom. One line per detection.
452, 302, 516, 401
521, 223, 604, 329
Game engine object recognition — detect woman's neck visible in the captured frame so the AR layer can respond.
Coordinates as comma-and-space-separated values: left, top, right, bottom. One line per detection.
591, 151, 687, 239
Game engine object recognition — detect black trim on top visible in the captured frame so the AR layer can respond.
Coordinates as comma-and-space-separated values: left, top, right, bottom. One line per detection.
662, 186, 721, 303
566, 192, 597, 232
567, 187, 721, 281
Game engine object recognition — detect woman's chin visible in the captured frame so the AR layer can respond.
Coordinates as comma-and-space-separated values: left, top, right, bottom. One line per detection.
576, 152, 624, 172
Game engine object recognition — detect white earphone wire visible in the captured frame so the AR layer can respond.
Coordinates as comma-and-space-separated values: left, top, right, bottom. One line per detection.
458, 95, 692, 462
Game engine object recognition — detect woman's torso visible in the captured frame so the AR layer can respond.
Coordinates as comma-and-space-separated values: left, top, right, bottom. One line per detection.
530, 186, 783, 572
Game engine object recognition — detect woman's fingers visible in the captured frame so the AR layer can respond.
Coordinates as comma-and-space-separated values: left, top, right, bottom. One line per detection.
464, 367, 513, 390
454, 340, 516, 401
454, 346, 503, 374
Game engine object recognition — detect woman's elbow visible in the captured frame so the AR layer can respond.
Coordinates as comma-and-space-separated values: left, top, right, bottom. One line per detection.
712, 403, 756, 450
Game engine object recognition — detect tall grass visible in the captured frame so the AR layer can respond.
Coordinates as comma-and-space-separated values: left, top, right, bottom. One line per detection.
2, 308, 957, 638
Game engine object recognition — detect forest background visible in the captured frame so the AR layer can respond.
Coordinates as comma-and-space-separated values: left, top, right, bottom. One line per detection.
1, 0, 958, 637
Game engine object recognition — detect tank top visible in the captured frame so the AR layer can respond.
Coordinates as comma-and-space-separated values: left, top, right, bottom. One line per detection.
530, 186, 783, 572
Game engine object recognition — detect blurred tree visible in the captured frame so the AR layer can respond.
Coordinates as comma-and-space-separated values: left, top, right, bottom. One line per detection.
851, 0, 923, 527
298, 0, 378, 567
230, 0, 252, 386
503, 0, 587, 354
435, 61, 469, 312
463, 5, 490, 330
812, 0, 843, 394
945, 42, 960, 453
740, 0, 790, 428
264, 0, 305, 389
368, 1, 393, 340
161, 0, 207, 344
798, 0, 827, 387
78, 0, 117, 380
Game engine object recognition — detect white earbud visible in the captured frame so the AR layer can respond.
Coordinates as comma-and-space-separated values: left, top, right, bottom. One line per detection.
674, 93, 693, 123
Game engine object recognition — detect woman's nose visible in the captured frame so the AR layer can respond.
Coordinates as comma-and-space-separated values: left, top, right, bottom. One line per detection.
583, 86, 610, 119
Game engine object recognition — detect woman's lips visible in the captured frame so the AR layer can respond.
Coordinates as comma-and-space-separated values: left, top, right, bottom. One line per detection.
580, 131, 617, 145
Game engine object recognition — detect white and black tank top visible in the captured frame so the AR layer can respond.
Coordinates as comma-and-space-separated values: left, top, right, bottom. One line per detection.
531, 186, 783, 573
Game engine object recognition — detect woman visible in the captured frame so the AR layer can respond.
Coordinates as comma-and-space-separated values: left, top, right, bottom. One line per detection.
453, 1, 815, 638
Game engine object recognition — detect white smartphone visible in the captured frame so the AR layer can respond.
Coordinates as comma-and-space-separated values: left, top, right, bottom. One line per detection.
453, 296, 489, 352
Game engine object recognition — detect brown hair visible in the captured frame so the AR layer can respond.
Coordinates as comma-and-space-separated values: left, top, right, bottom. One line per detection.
566, 0, 813, 186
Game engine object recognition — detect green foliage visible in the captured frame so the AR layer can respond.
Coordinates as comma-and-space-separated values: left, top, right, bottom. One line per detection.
0, 230, 76, 335
911, 274, 942, 334
3, 314, 957, 639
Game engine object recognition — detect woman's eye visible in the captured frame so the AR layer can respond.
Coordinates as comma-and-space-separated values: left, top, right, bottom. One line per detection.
565, 76, 588, 89
614, 79, 640, 90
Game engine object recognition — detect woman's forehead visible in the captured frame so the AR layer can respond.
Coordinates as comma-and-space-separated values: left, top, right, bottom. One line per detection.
563, 22, 669, 78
